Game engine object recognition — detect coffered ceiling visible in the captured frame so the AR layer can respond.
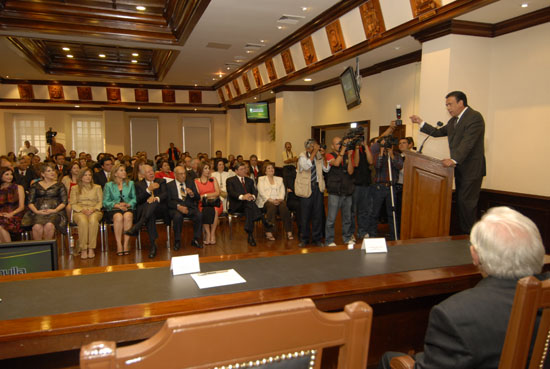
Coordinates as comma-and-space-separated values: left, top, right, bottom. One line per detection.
0, 0, 548, 105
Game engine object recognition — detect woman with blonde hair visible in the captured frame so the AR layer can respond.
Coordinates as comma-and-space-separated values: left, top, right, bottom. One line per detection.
70, 167, 103, 259
103, 163, 136, 255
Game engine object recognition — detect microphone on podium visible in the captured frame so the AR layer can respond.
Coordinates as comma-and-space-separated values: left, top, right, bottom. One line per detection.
418, 121, 443, 154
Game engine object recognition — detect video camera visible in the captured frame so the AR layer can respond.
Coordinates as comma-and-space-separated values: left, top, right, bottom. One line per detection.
46, 128, 57, 145
377, 135, 399, 149
340, 126, 365, 150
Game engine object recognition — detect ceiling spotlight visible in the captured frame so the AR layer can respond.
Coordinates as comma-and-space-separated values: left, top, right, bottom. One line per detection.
270, 91, 274, 94
212, 78, 217, 80
62, 47, 70, 51
194, 83, 198, 86
254, 97, 257, 100
226, 67, 230, 70
132, 53, 139, 57
260, 40, 266, 43
131, 60, 138, 63
304, 78, 312, 82
67, 54, 74, 58
194, 108, 197, 111
138, 107, 141, 110
277, 26, 283, 30
521, 3, 528, 8
395, 46, 401, 50
218, 73, 223, 78
99, 54, 106, 58
75, 105, 80, 108
136, 6, 146, 11
302, 7, 308, 12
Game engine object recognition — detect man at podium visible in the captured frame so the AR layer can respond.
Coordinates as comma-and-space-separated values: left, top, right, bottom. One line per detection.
410, 91, 486, 234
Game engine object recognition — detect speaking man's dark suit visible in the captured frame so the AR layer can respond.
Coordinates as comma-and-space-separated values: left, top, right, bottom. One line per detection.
378, 274, 548, 369
132, 178, 168, 252
166, 178, 202, 246
226, 175, 262, 234
421, 106, 485, 233
93, 171, 109, 189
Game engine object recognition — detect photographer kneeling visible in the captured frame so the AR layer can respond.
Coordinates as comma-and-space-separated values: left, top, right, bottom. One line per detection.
324, 136, 359, 246
367, 123, 403, 241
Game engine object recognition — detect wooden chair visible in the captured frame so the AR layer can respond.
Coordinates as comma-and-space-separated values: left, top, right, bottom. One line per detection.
81, 298, 372, 369
390, 276, 550, 369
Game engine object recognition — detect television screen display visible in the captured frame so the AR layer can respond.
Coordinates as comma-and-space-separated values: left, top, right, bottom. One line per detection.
0, 240, 58, 275
245, 101, 270, 123
339, 66, 361, 109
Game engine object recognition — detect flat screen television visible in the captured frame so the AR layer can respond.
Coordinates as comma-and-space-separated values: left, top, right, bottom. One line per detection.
0, 240, 58, 275
245, 101, 270, 123
339, 66, 361, 109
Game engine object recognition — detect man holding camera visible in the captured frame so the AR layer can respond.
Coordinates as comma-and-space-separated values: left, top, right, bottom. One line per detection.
324, 136, 359, 246
367, 124, 403, 241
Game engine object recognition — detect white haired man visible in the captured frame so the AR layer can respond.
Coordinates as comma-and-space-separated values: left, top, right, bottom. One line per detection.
378, 206, 546, 369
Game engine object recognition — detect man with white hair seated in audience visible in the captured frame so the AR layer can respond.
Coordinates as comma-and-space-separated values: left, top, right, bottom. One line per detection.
377, 206, 547, 369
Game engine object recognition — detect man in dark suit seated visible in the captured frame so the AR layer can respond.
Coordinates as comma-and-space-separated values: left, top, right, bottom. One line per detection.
226, 162, 263, 246
411, 91, 485, 234
378, 206, 547, 369
93, 157, 113, 189
166, 165, 202, 250
54, 153, 70, 178
13, 156, 36, 192
125, 164, 168, 258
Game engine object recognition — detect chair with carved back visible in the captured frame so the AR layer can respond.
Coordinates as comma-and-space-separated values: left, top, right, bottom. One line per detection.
390, 276, 550, 369
81, 298, 372, 369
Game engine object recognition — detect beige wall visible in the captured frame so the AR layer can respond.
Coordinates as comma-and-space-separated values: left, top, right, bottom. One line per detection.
313, 62, 420, 140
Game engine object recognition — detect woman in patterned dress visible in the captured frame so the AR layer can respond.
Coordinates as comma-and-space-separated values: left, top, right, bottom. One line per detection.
0, 166, 25, 242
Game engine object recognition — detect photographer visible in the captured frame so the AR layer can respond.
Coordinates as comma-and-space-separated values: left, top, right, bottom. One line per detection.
324, 136, 359, 246
350, 128, 374, 241
367, 122, 403, 241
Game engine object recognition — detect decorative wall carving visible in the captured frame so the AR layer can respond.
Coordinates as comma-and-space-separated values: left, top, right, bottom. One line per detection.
300, 36, 318, 66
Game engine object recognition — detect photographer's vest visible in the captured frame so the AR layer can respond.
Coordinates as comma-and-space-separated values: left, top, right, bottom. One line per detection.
326, 151, 354, 196
295, 151, 325, 198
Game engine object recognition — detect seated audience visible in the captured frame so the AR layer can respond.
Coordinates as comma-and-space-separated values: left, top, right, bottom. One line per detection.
69, 167, 103, 259
103, 163, 136, 256
61, 160, 81, 218
93, 157, 113, 188
167, 165, 202, 250
226, 162, 263, 246
125, 164, 168, 259
131, 159, 147, 182
67, 150, 77, 162
214, 150, 228, 165
256, 162, 293, 240
228, 154, 236, 169
211, 158, 235, 213
22, 163, 68, 240
0, 167, 25, 242
378, 206, 547, 369
0, 155, 13, 170
195, 162, 222, 245
31, 154, 41, 167
155, 160, 175, 180
18, 140, 39, 157
187, 158, 200, 180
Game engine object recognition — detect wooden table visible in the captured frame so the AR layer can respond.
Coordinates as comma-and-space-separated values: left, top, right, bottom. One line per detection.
0, 236, 486, 368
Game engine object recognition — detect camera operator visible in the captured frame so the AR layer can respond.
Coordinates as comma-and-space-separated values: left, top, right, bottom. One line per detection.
350, 128, 374, 241
324, 136, 359, 247
47, 133, 66, 159
295, 139, 328, 247
367, 122, 403, 240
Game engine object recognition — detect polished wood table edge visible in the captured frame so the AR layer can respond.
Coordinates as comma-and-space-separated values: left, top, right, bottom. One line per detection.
0, 263, 482, 342
0, 235, 471, 282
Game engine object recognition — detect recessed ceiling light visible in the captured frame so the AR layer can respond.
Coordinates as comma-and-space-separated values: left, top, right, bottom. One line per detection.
521, 3, 528, 8
226, 67, 230, 70
260, 39, 266, 43
254, 97, 257, 100
194, 108, 197, 111
304, 78, 312, 82
302, 7, 308, 12
136, 6, 146, 11
132, 53, 139, 57
67, 54, 74, 58
131, 60, 138, 63
99, 54, 106, 58
138, 107, 141, 110
212, 78, 217, 80
395, 46, 400, 50
270, 91, 274, 94
62, 47, 70, 51
277, 26, 284, 30
194, 83, 198, 86
75, 105, 80, 108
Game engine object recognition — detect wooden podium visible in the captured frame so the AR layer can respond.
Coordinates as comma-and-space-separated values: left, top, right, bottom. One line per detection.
400, 151, 454, 240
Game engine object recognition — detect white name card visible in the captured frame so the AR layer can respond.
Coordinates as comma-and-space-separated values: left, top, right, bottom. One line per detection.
362, 238, 388, 254
191, 269, 246, 289
170, 254, 200, 276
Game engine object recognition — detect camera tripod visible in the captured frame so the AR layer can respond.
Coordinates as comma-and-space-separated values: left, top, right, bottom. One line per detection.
383, 147, 399, 241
